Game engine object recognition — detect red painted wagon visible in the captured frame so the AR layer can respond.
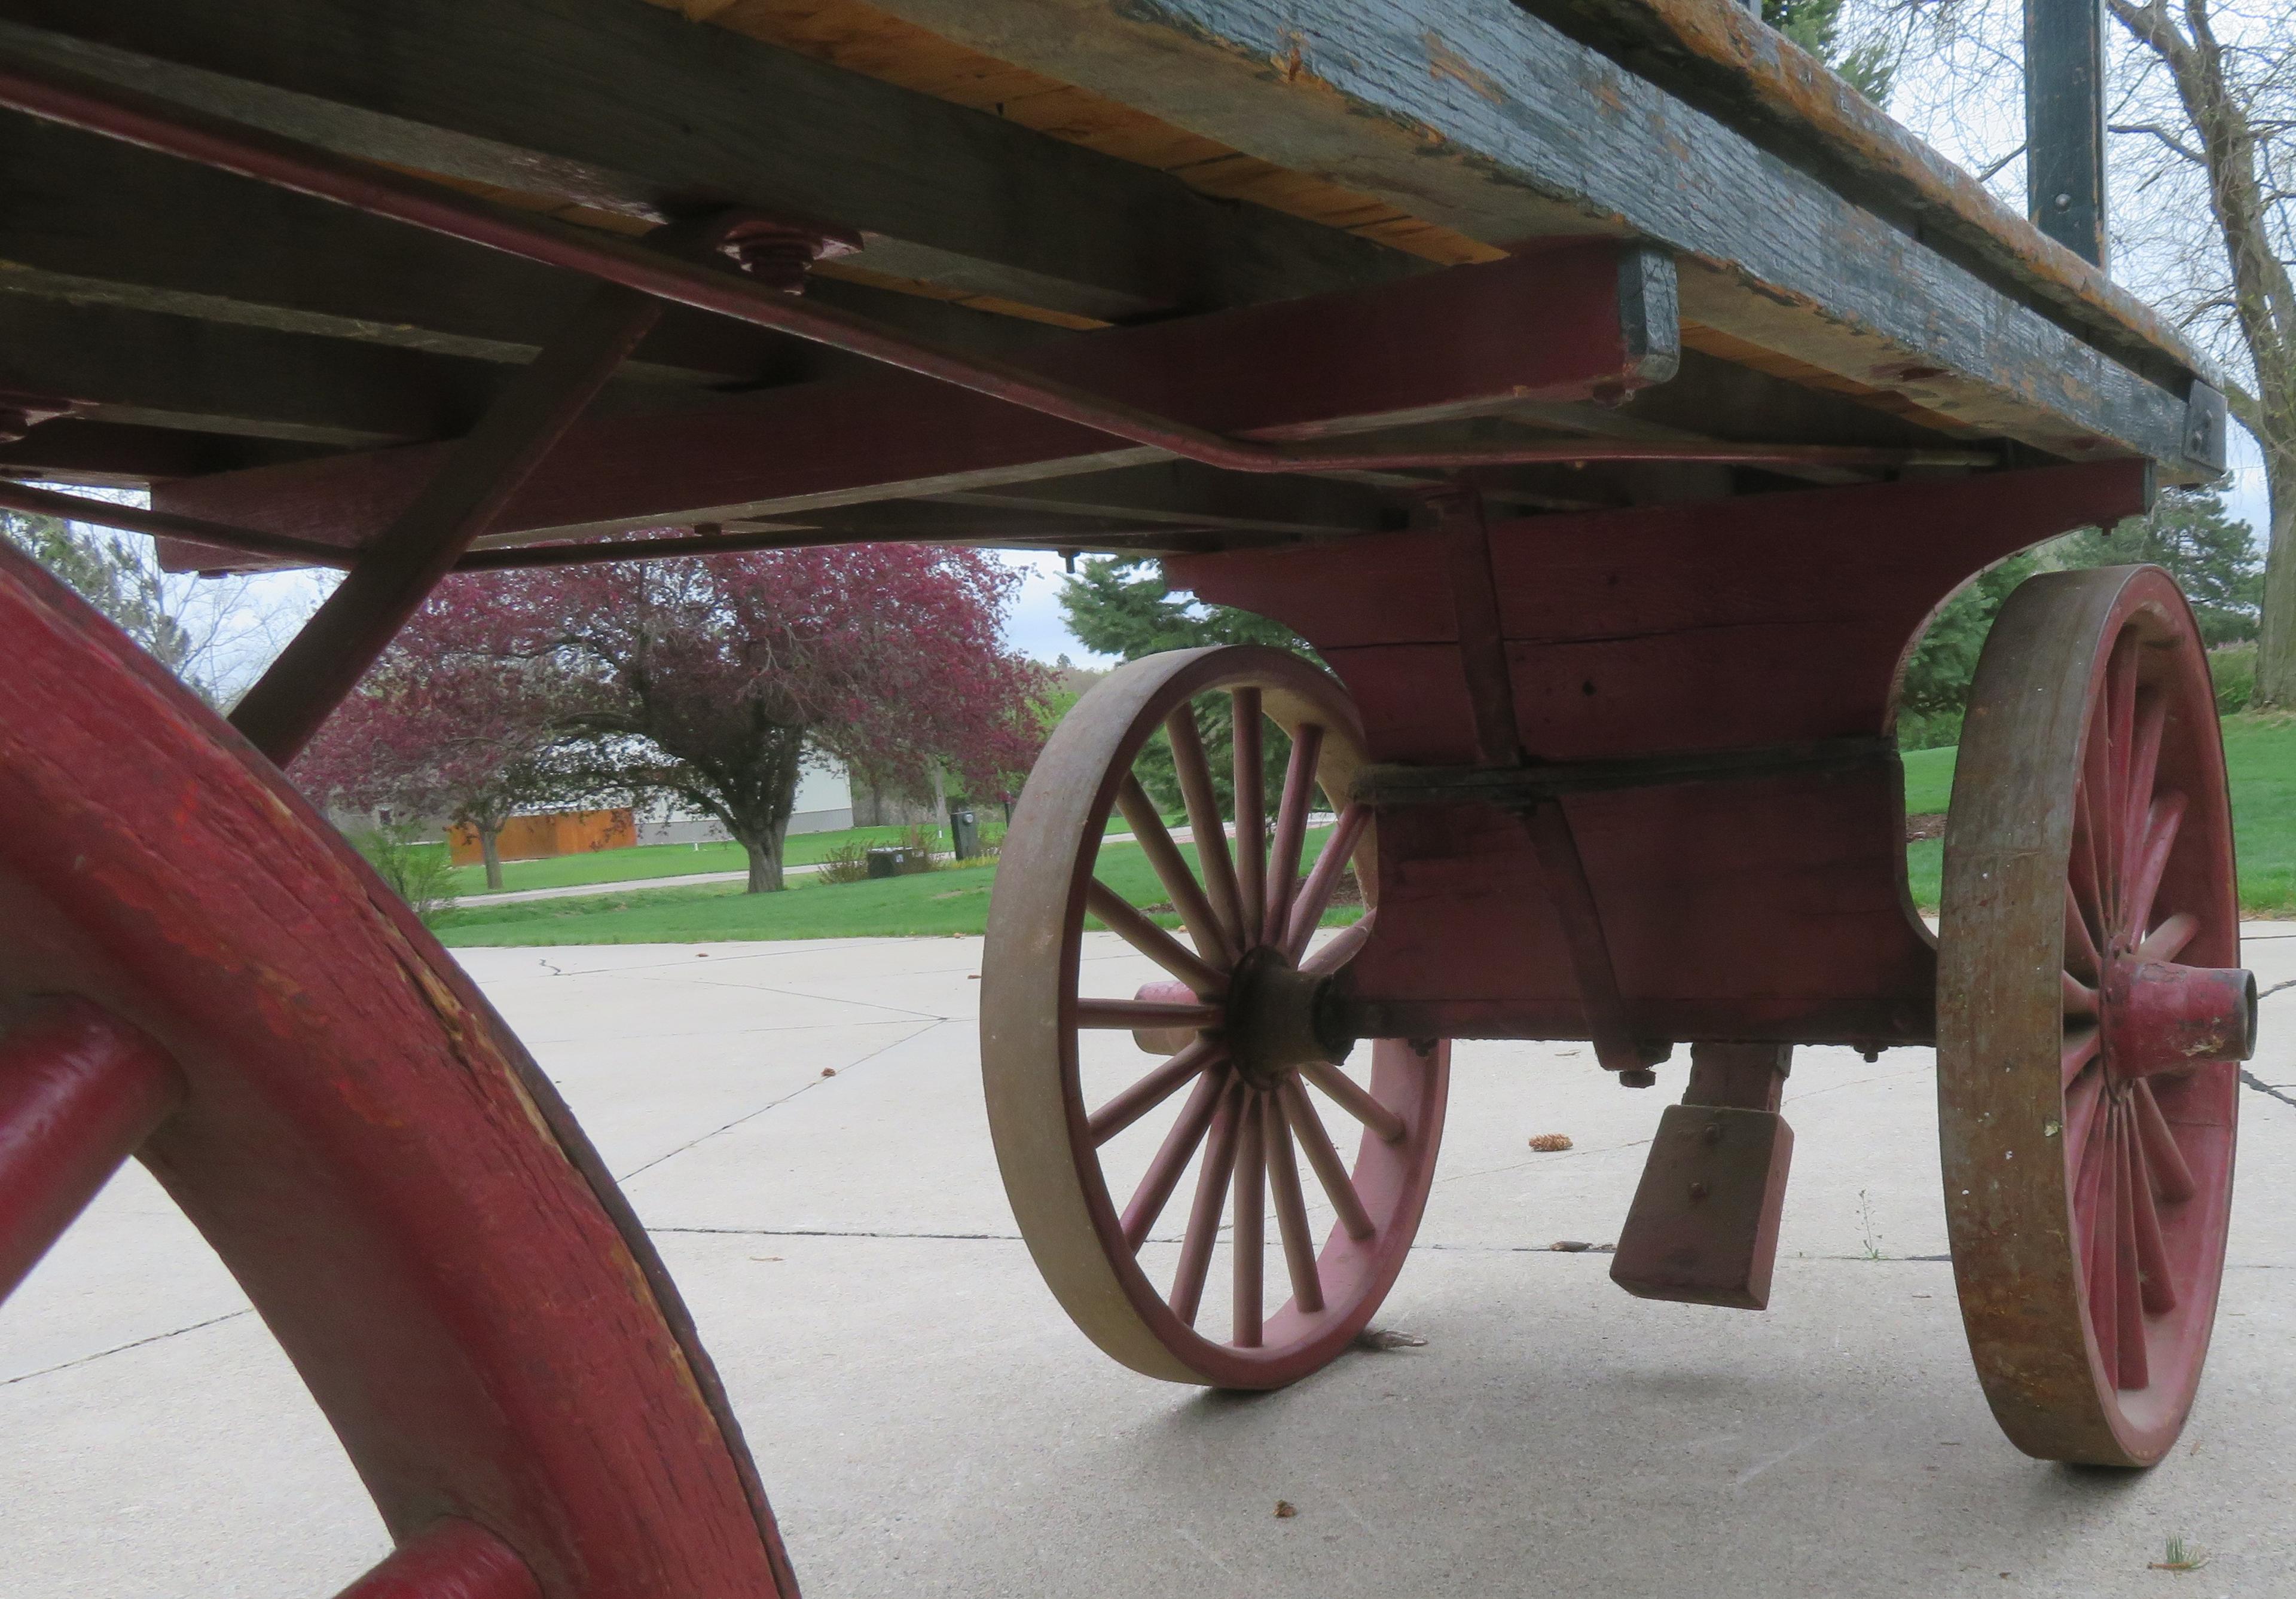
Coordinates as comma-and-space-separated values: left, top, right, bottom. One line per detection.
0, 0, 2258, 1591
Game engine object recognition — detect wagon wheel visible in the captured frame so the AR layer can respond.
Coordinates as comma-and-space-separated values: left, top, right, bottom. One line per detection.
1940, 564, 2252, 1467
984, 645, 1448, 1388
0, 543, 796, 1595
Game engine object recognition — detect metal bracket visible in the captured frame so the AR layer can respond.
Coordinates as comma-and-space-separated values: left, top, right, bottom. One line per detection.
1351, 736, 1899, 808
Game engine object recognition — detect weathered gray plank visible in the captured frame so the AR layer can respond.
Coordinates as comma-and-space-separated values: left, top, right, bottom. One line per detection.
1501, 0, 2206, 391
857, 0, 2216, 475
0, 115, 1051, 384
0, 420, 329, 484
0, 0, 1421, 321
0, 293, 521, 445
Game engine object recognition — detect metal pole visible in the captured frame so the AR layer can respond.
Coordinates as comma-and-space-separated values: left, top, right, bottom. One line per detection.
2025, 0, 2109, 266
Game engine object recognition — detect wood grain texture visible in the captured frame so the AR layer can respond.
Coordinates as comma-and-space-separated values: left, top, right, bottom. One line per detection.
154, 241, 1662, 555
0, 528, 794, 1592
854, 0, 2212, 474
1506, 0, 2201, 386
658, 0, 1504, 268
1174, 461, 2152, 1044
0, 0, 1421, 322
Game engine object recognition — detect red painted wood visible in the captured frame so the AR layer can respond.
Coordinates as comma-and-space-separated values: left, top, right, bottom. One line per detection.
0, 997, 182, 1303
1174, 461, 2151, 1044
230, 282, 664, 763
334, 1520, 541, 1599
1610, 1102, 1795, 1309
154, 243, 1662, 561
0, 540, 795, 1596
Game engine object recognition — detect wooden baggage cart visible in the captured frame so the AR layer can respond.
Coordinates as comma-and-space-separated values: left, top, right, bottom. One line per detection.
0, 0, 2256, 1591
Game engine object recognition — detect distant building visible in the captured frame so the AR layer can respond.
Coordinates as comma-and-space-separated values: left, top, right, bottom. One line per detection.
636, 755, 894, 845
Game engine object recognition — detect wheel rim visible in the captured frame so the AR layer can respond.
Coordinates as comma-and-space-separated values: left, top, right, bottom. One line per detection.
0, 544, 793, 1594
984, 646, 1448, 1388
1940, 564, 2245, 1466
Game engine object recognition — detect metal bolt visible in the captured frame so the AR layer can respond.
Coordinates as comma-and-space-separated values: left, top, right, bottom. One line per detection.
1618, 1067, 1656, 1089
1689, 1181, 1711, 1200
1701, 1121, 1723, 1145
2053, 192, 2073, 211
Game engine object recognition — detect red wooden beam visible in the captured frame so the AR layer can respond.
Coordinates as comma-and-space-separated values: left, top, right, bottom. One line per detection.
230, 280, 663, 761
151, 240, 1678, 565
332, 1520, 541, 1599
0, 998, 183, 1304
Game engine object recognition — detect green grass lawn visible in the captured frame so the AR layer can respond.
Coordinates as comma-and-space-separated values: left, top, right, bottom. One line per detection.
1901, 714, 2296, 915
432, 826, 1354, 946
447, 821, 1013, 896
432, 715, 2296, 944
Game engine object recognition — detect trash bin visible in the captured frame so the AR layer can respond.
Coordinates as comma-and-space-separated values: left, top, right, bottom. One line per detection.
865, 845, 931, 879
948, 806, 979, 861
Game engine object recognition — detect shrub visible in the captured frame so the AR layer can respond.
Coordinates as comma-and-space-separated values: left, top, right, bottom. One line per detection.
1896, 708, 1964, 752
815, 840, 871, 885
2210, 644, 2256, 715
347, 821, 460, 924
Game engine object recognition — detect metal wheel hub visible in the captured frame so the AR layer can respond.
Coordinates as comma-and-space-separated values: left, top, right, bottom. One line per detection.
1222, 946, 1348, 1087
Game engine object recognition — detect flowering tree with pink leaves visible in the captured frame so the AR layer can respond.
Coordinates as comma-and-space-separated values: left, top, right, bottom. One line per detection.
294, 589, 579, 889
308, 541, 1047, 894
506, 541, 1046, 891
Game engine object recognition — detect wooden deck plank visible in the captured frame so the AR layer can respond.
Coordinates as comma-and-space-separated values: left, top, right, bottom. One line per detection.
0, 1, 1423, 322
848, 0, 2220, 476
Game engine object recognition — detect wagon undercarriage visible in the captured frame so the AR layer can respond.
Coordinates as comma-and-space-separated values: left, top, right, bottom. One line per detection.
0, 0, 2264, 1592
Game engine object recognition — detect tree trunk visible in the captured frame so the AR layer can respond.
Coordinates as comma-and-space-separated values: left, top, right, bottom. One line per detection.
479, 823, 505, 892
2259, 465, 2296, 707
741, 833, 784, 892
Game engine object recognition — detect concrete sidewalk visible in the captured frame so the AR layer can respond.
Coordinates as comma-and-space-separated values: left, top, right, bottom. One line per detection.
5, 930, 2295, 1597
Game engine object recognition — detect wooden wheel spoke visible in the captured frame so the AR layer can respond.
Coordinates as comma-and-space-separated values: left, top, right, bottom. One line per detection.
2063, 883, 2102, 985
0, 1002, 184, 1303
1170, 1080, 1247, 1325
1265, 1101, 1324, 1313
1076, 997, 1223, 1031
1090, 1038, 1225, 1146
2080, 1102, 2121, 1385
1232, 1092, 1266, 1347
2121, 792, 2188, 943
1284, 802, 1370, 961
1166, 703, 1247, 947
1084, 880, 1227, 996
1301, 910, 1375, 977
2069, 775, 2109, 948
2131, 1078, 2199, 1203
1116, 776, 1232, 970
2062, 971, 2098, 1023
2137, 910, 2200, 962
2112, 1116, 2150, 1388
1232, 688, 1266, 947
2126, 1114, 2177, 1315
1120, 1067, 1229, 1251
1263, 724, 1326, 937
1276, 1075, 1375, 1240
2104, 634, 2139, 863
2061, 1022, 2102, 1088
1300, 1058, 1406, 1143
2063, 1063, 2106, 1172
2125, 690, 2167, 851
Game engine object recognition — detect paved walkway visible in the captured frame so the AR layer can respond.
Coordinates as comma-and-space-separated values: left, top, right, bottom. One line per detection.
6, 929, 2295, 1596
